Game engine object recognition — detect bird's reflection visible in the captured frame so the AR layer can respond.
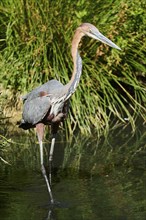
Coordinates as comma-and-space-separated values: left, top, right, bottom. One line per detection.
45, 208, 56, 220
44, 200, 70, 220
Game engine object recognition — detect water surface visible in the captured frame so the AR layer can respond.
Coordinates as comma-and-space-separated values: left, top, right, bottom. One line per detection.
0, 123, 146, 220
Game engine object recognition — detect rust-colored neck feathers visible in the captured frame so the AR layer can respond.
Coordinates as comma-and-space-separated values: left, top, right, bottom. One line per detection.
70, 28, 84, 84
64, 26, 85, 100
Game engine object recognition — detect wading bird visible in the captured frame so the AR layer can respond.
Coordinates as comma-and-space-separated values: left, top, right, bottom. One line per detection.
19, 23, 120, 204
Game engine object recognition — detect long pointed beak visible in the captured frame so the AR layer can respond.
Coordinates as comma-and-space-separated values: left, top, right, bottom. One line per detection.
88, 31, 121, 50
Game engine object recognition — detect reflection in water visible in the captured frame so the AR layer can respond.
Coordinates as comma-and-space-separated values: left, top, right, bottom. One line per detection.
0, 122, 146, 220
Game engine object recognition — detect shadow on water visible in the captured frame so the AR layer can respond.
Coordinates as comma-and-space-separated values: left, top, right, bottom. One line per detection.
0, 120, 146, 220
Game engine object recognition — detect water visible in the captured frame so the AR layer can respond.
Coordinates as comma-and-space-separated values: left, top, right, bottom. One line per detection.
0, 123, 146, 220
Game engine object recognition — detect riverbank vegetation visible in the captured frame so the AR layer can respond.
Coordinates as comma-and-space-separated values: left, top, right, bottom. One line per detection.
0, 0, 146, 135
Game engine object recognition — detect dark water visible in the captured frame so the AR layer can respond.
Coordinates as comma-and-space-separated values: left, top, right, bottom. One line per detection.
0, 123, 146, 220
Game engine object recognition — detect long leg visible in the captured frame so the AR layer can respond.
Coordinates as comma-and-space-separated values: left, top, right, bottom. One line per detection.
36, 123, 54, 204
49, 123, 60, 185
49, 135, 56, 185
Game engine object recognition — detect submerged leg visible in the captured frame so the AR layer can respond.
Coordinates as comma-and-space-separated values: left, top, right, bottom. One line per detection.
36, 123, 54, 204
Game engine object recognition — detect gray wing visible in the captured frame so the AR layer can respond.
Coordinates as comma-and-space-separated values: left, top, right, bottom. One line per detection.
23, 79, 64, 102
22, 95, 51, 125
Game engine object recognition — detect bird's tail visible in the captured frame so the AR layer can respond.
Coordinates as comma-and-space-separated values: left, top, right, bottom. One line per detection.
19, 120, 34, 130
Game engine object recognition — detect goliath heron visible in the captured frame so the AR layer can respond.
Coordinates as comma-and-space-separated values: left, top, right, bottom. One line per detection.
19, 23, 120, 204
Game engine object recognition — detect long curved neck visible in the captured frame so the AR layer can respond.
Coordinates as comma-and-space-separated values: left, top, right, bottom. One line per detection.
64, 29, 84, 100
70, 29, 84, 83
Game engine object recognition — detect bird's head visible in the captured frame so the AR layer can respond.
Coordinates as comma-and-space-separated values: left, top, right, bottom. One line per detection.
79, 23, 121, 50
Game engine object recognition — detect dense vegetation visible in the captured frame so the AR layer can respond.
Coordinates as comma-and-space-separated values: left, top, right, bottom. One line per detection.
0, 0, 146, 135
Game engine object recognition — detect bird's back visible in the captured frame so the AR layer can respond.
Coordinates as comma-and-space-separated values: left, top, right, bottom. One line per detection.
22, 79, 64, 102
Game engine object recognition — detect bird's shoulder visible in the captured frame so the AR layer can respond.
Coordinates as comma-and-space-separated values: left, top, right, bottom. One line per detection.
22, 79, 64, 102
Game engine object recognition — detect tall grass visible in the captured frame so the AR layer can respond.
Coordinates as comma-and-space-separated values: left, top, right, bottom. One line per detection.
0, 0, 146, 135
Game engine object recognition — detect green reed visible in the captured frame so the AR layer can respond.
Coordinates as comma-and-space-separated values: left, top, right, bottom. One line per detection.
0, 0, 146, 135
